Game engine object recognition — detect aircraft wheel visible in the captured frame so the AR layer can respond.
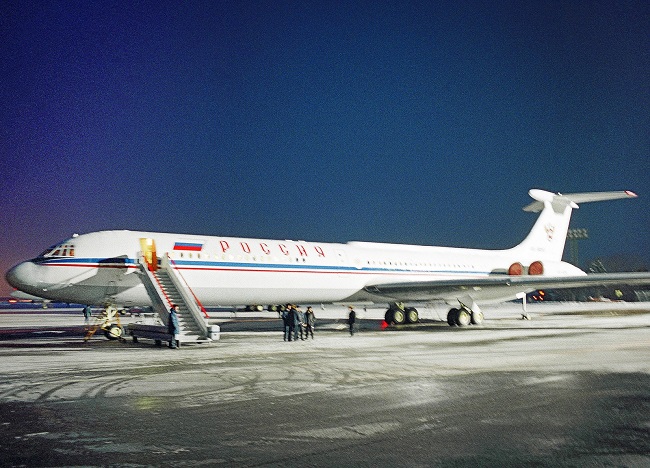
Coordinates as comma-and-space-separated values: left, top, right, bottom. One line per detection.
405, 307, 419, 323
447, 308, 459, 326
456, 308, 471, 327
103, 324, 123, 340
471, 311, 484, 325
384, 310, 394, 324
392, 309, 406, 325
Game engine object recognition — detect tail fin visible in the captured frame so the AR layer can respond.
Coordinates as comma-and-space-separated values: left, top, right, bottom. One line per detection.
511, 189, 637, 261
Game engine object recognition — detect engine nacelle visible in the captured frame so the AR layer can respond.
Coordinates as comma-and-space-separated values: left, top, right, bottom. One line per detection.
507, 260, 582, 276
528, 260, 544, 275
508, 261, 543, 275
508, 262, 524, 275
533, 260, 585, 276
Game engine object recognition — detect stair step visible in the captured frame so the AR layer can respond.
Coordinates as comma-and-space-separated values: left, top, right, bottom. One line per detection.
145, 262, 210, 341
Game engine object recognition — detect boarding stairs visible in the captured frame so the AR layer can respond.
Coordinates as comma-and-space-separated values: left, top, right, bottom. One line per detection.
135, 254, 212, 344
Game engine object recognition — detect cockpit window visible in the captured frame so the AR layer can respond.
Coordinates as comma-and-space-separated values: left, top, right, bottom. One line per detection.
39, 243, 76, 258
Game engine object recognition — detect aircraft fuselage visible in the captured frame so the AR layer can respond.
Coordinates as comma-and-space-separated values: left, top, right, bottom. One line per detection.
6, 229, 579, 308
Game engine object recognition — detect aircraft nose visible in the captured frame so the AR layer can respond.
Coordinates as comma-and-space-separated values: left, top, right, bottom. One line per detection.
6, 262, 39, 292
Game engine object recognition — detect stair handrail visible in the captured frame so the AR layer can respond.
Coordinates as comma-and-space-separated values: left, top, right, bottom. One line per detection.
166, 254, 209, 318
160, 254, 209, 337
136, 254, 172, 327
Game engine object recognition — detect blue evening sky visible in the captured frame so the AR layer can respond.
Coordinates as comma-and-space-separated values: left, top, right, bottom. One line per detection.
1, 1, 648, 295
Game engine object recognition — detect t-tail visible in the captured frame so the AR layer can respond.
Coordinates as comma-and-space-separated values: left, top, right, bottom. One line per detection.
510, 189, 638, 262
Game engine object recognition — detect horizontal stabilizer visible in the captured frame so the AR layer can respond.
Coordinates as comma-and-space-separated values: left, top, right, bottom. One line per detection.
523, 190, 637, 213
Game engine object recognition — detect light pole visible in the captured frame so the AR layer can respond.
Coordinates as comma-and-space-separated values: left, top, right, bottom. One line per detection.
566, 228, 588, 266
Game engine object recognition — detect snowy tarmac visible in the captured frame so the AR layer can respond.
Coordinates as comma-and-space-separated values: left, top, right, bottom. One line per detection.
0, 303, 649, 466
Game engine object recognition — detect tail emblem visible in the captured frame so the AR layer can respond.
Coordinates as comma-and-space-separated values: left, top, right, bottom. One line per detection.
544, 223, 555, 241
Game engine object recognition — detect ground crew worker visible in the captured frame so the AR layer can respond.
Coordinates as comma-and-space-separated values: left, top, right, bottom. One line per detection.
304, 306, 315, 339
287, 304, 296, 342
168, 304, 180, 349
348, 306, 356, 336
282, 305, 292, 341
82, 305, 92, 324
294, 305, 305, 341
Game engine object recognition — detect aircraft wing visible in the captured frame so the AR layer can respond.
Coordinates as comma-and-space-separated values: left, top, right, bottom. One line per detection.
363, 272, 650, 302
10, 290, 52, 303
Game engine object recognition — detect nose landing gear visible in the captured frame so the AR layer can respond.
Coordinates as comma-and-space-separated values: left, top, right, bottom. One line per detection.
84, 306, 125, 342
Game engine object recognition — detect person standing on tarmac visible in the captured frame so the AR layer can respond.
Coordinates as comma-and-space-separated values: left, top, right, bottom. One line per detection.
287, 304, 296, 342
294, 305, 305, 341
82, 305, 92, 325
348, 306, 356, 336
282, 305, 292, 341
168, 304, 180, 349
304, 306, 315, 339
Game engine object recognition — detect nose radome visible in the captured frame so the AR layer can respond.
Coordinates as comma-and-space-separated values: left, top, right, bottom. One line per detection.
5, 262, 38, 292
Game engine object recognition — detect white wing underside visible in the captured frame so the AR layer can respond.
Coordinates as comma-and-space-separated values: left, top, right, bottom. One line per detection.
364, 272, 650, 302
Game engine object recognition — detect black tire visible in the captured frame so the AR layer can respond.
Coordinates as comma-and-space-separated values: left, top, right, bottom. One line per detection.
384, 310, 394, 324
103, 324, 123, 340
392, 309, 406, 325
457, 308, 471, 326
447, 308, 459, 326
405, 307, 419, 324
471, 311, 484, 325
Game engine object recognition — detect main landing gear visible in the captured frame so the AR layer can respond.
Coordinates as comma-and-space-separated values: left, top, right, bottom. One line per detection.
384, 303, 419, 325
446, 306, 483, 327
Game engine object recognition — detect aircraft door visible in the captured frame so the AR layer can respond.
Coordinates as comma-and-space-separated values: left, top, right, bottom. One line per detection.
139, 238, 158, 272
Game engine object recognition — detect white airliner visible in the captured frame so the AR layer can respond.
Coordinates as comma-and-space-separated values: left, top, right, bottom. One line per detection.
6, 189, 650, 327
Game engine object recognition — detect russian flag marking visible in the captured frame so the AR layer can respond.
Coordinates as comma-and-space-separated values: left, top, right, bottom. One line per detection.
173, 242, 203, 252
